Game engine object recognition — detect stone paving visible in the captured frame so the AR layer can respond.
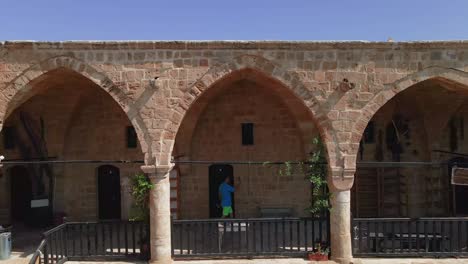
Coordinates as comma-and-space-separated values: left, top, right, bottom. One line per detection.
10, 258, 468, 264
67, 260, 331, 264
1, 225, 44, 264
353, 259, 468, 264
1, 252, 33, 264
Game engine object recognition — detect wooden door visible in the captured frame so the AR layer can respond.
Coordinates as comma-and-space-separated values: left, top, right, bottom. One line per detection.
10, 166, 32, 222
98, 165, 121, 220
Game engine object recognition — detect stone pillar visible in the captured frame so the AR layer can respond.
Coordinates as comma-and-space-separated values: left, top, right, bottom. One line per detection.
142, 164, 173, 264
330, 189, 353, 264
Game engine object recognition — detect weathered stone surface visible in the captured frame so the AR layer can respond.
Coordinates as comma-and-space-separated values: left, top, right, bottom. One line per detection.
1, 41, 468, 263
330, 190, 352, 263
147, 164, 174, 264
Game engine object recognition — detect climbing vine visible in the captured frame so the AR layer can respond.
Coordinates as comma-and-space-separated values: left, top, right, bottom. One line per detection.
276, 137, 330, 216
129, 173, 153, 222
306, 137, 330, 216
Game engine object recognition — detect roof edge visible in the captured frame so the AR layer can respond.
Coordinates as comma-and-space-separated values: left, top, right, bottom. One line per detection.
1, 40, 468, 50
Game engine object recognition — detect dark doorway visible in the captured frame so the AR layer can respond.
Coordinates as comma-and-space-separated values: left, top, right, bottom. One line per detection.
448, 157, 468, 215
10, 166, 32, 222
209, 164, 234, 218
98, 165, 121, 220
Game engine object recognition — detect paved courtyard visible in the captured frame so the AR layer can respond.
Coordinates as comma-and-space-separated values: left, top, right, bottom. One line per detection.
68, 260, 330, 264
354, 259, 468, 264
1, 224, 44, 264
6, 257, 468, 264
66, 259, 468, 264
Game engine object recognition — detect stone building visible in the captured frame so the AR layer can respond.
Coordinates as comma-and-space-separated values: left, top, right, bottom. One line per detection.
1, 40, 468, 263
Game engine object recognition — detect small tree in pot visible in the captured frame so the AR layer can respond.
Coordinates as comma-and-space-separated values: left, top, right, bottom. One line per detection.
308, 243, 330, 261
305, 138, 330, 260
130, 173, 153, 260
278, 137, 331, 260
278, 137, 330, 216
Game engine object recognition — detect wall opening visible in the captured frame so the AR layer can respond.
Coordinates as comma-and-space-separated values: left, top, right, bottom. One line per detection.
0, 68, 143, 224
352, 78, 468, 218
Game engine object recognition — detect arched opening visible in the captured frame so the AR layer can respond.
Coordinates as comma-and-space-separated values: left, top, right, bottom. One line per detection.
172, 69, 323, 219
0, 68, 144, 226
352, 78, 468, 218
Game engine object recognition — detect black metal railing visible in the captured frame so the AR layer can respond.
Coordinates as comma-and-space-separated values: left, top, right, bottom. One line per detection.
171, 217, 329, 258
29, 220, 149, 264
353, 217, 468, 257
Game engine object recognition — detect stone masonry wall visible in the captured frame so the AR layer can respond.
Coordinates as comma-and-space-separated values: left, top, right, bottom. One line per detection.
60, 87, 143, 221
3, 41, 468, 262
1, 41, 468, 192
177, 80, 316, 218
0, 71, 143, 223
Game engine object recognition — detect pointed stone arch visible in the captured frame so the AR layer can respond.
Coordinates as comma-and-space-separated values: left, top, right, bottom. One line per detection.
0, 56, 152, 162
338, 66, 468, 191
348, 67, 468, 172
175, 54, 323, 116
163, 54, 347, 189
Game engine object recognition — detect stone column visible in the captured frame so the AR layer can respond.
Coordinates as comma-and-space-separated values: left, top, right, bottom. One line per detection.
330, 189, 353, 264
142, 164, 173, 264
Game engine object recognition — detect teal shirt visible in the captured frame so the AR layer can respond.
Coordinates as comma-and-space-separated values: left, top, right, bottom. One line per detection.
219, 182, 234, 207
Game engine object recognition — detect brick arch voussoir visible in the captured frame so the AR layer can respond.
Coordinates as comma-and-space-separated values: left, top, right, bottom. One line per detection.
0, 55, 152, 163
178, 54, 324, 125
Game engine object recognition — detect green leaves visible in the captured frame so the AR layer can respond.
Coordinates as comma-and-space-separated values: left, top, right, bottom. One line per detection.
278, 136, 331, 217
307, 137, 330, 217
130, 173, 153, 222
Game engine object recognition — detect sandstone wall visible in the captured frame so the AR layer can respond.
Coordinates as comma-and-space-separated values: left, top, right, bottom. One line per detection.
177, 80, 317, 218
0, 41, 468, 222
0, 70, 142, 223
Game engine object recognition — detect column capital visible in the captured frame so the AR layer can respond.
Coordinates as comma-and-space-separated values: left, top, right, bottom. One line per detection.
329, 166, 355, 191
141, 164, 174, 178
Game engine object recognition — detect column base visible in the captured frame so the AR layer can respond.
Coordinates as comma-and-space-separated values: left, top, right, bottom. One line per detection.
331, 257, 354, 264
149, 257, 173, 264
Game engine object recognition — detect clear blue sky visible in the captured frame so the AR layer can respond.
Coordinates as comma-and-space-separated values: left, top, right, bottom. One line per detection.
2, 0, 468, 41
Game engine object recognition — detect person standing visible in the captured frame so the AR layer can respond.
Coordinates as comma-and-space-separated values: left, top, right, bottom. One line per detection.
218, 177, 235, 218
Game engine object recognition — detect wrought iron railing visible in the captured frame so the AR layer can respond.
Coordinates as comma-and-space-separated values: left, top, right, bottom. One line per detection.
353, 217, 468, 257
171, 217, 329, 258
28, 220, 149, 264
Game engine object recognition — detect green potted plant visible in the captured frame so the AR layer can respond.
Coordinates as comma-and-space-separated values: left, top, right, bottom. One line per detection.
276, 137, 331, 259
308, 243, 330, 261
129, 173, 153, 259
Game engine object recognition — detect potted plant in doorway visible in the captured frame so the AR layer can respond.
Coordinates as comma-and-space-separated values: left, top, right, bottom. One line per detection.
307, 243, 329, 261
129, 173, 153, 260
